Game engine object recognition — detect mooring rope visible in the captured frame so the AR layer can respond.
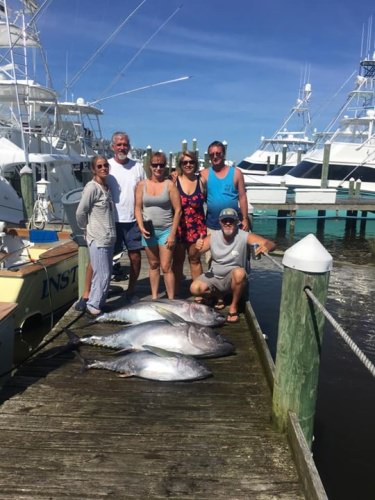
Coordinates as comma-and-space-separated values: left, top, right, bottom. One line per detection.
304, 287, 375, 378
263, 252, 284, 271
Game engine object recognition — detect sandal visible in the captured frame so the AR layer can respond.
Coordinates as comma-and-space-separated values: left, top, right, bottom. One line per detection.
214, 299, 226, 311
226, 312, 240, 323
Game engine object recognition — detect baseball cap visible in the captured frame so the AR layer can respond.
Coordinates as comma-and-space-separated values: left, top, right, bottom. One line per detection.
219, 208, 239, 221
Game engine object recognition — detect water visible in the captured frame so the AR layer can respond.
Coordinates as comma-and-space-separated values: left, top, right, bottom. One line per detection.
249, 216, 375, 500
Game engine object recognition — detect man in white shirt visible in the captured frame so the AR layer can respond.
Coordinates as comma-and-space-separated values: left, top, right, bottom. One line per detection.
107, 131, 145, 300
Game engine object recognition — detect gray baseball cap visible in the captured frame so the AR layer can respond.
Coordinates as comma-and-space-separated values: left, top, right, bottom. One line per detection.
219, 208, 239, 221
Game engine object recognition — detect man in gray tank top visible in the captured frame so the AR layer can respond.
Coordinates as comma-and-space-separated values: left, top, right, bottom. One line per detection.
191, 208, 275, 323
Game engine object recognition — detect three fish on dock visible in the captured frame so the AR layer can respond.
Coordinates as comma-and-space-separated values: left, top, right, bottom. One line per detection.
72, 299, 233, 382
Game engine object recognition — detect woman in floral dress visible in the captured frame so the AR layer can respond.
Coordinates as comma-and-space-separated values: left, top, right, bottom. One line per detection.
172, 151, 207, 300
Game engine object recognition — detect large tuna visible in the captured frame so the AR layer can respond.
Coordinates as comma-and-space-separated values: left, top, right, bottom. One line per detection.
66, 319, 234, 358
95, 299, 226, 327
76, 347, 212, 382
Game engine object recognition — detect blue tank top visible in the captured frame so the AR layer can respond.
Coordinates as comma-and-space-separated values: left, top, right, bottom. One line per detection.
206, 166, 239, 229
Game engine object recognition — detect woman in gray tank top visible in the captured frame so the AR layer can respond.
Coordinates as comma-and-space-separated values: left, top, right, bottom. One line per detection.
135, 152, 182, 299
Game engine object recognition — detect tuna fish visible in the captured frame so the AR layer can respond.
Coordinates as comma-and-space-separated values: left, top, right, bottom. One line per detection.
76, 347, 212, 382
95, 299, 225, 327
66, 319, 234, 358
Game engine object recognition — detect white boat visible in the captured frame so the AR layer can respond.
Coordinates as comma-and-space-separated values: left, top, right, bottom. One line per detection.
238, 81, 315, 182
0, 222, 78, 332
0, 1, 92, 224
283, 52, 375, 194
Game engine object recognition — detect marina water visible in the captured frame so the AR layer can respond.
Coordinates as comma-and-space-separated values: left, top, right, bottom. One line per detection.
250, 216, 375, 500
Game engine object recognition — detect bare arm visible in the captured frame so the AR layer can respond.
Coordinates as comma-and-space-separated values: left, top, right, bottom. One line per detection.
234, 167, 249, 231
247, 232, 276, 257
167, 181, 182, 249
134, 181, 149, 238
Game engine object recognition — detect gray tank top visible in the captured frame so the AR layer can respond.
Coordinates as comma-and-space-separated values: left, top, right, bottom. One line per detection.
142, 180, 173, 229
210, 229, 249, 277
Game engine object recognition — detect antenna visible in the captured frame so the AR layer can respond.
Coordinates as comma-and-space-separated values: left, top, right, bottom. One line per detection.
97, 4, 182, 102
89, 75, 191, 105
64, 0, 147, 94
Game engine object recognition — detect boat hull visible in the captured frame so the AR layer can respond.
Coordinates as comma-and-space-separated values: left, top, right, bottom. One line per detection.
0, 234, 78, 331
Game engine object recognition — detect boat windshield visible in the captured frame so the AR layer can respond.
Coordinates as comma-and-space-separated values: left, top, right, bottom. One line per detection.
268, 165, 293, 176
288, 160, 375, 182
237, 160, 268, 172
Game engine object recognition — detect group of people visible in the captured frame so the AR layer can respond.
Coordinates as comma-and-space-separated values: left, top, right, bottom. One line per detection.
75, 131, 275, 323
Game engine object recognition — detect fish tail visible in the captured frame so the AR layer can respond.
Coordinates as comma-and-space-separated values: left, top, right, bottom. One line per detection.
74, 350, 90, 372
64, 328, 81, 346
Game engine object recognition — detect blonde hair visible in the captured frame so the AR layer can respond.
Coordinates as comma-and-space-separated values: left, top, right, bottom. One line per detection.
176, 151, 198, 176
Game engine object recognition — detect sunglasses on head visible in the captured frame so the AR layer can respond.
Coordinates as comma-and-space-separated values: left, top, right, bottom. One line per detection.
151, 163, 166, 169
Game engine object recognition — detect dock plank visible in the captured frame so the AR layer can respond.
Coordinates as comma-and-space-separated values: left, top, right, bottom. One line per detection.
0, 253, 307, 499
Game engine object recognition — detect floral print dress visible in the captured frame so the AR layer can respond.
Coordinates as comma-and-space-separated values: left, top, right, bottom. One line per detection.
176, 176, 207, 243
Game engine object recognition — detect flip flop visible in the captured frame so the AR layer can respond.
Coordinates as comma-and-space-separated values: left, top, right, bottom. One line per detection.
226, 312, 240, 323
214, 299, 226, 311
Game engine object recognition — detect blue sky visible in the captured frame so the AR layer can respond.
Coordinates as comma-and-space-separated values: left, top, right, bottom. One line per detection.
37, 0, 375, 162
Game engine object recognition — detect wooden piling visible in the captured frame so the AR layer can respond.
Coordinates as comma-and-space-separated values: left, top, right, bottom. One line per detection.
181, 139, 188, 153
282, 144, 287, 165
297, 148, 303, 164
20, 165, 34, 222
355, 179, 362, 197
359, 211, 368, 236
267, 156, 271, 173
320, 142, 331, 189
144, 145, 152, 178
272, 234, 332, 447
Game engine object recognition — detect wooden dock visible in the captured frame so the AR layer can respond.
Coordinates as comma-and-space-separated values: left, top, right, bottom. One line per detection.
0, 253, 323, 499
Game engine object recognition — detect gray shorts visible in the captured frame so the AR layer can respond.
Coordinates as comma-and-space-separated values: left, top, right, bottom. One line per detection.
198, 271, 233, 294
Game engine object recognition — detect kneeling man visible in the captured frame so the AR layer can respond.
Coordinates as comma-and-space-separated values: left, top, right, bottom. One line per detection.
190, 208, 275, 323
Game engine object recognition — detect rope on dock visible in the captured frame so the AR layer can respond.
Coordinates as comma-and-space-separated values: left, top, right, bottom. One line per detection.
304, 287, 375, 378
263, 252, 284, 271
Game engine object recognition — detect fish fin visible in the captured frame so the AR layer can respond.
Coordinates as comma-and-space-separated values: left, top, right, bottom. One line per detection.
149, 305, 186, 326
64, 328, 81, 345
112, 347, 136, 356
142, 344, 181, 358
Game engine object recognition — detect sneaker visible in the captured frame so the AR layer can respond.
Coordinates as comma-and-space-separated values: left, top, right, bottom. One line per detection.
86, 304, 102, 316
74, 297, 88, 311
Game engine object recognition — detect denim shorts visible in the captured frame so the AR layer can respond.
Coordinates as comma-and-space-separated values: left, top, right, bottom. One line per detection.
142, 226, 172, 247
115, 221, 142, 253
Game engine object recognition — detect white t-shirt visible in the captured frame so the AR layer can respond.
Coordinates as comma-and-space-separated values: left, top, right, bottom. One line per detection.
107, 157, 146, 223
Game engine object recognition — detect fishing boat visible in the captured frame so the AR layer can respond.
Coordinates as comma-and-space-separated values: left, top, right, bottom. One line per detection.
238, 80, 315, 183
283, 52, 375, 194
0, 0, 90, 224
0, 222, 78, 332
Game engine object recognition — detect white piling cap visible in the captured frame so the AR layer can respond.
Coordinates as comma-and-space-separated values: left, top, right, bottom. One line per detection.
282, 234, 333, 273
20, 165, 33, 174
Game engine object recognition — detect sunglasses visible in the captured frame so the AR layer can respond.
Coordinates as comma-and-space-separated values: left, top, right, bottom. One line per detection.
96, 163, 109, 169
220, 218, 236, 224
181, 160, 195, 166
209, 151, 224, 158
151, 163, 166, 169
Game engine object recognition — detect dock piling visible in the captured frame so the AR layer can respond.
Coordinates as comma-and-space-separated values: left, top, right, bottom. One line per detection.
20, 165, 34, 222
272, 234, 333, 447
